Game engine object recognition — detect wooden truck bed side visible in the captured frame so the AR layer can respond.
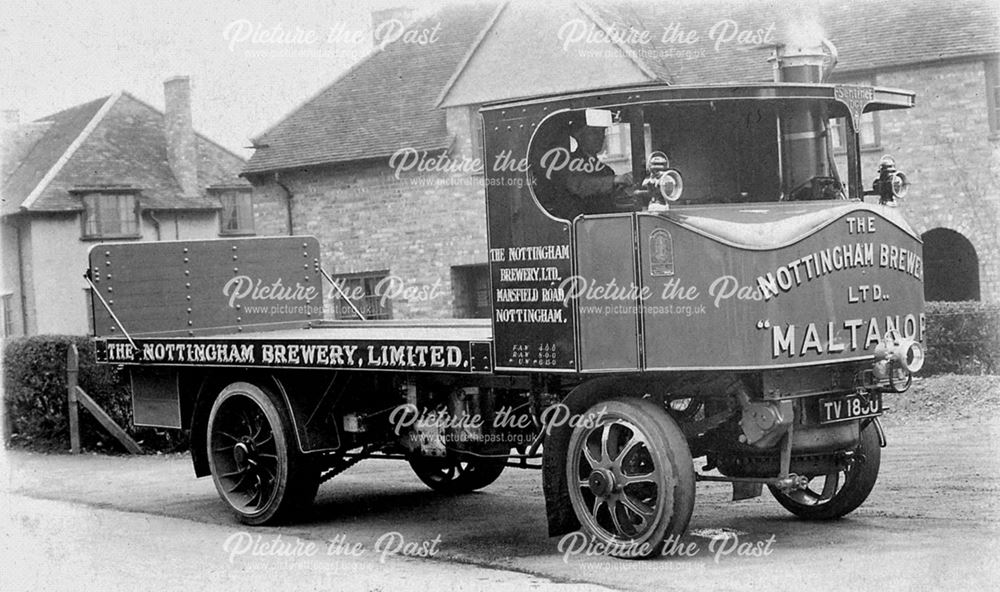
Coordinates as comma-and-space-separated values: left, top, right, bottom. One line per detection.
96, 319, 495, 374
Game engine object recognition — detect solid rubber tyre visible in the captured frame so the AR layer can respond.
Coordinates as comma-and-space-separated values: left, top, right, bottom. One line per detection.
207, 382, 319, 525
565, 397, 695, 558
768, 421, 881, 520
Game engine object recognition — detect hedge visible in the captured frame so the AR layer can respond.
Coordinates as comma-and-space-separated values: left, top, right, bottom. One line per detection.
922, 301, 1000, 376
3, 335, 188, 453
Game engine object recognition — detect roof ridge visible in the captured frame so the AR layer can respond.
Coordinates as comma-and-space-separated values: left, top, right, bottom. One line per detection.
117, 91, 247, 163
434, 1, 508, 108
31, 96, 111, 124
19, 91, 122, 211
574, 0, 663, 82
251, 2, 500, 146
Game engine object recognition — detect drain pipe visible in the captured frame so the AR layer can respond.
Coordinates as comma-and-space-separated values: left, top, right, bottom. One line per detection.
144, 209, 162, 241
274, 172, 294, 236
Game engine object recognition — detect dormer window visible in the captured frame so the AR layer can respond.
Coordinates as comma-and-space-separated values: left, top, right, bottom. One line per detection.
78, 190, 140, 239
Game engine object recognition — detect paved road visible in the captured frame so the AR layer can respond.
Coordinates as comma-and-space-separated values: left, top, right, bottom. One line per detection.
3, 419, 999, 592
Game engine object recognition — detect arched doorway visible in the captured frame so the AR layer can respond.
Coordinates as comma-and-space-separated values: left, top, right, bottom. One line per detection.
921, 228, 981, 301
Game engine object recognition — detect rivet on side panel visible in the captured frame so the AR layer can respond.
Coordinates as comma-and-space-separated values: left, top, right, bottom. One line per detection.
236, 304, 241, 310
187, 308, 192, 313
184, 270, 190, 276
183, 248, 189, 254
233, 267, 239, 273
185, 283, 191, 288
107, 287, 113, 292
233, 255, 238, 261
187, 320, 193, 326
232, 245, 237, 251
236, 317, 242, 322
184, 258, 189, 263
104, 251, 110, 256
186, 295, 191, 300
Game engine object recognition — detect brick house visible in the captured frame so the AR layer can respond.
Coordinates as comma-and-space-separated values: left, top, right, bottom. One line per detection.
243, 0, 1000, 319
1, 77, 251, 336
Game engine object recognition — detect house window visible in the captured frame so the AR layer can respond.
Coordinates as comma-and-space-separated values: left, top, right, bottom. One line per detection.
84, 287, 94, 336
81, 192, 139, 238
469, 105, 484, 164
329, 271, 392, 320
830, 112, 879, 152
451, 264, 490, 318
219, 191, 254, 235
986, 59, 1000, 136
2, 293, 13, 338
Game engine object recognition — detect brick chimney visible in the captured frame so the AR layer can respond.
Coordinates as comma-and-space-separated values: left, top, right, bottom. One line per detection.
163, 76, 199, 197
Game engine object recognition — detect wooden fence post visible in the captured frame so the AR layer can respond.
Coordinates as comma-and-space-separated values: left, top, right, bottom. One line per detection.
65, 342, 142, 454
67, 344, 81, 454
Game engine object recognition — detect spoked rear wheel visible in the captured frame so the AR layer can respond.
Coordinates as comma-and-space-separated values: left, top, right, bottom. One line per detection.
768, 421, 881, 520
566, 398, 695, 558
207, 382, 319, 525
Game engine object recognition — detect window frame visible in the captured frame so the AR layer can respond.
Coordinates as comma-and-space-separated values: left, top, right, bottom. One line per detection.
1, 293, 14, 338
328, 270, 393, 320
829, 75, 882, 153
986, 58, 1000, 138
216, 189, 255, 236
830, 110, 880, 153
79, 190, 140, 240
469, 105, 485, 167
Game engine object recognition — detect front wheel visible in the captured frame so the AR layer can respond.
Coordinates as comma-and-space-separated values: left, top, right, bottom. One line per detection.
566, 398, 695, 558
768, 421, 881, 520
207, 382, 319, 525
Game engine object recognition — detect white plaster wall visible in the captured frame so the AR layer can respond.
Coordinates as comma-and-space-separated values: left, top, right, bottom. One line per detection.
27, 211, 221, 335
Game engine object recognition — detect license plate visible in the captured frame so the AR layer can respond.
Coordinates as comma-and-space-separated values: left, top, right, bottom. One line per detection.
818, 391, 883, 424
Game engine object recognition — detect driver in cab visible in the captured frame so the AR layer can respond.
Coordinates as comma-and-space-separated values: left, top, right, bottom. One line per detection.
563, 121, 633, 213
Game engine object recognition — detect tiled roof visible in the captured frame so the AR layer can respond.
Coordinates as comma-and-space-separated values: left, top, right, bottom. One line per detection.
2, 93, 248, 216
245, 0, 999, 173
243, 1, 502, 174
587, 0, 1000, 84
2, 97, 108, 215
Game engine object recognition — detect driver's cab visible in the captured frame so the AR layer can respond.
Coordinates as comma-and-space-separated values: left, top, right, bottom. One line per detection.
479, 47, 915, 374
530, 97, 853, 221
